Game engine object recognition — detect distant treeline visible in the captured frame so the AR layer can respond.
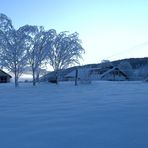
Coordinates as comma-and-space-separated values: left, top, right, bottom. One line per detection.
112, 57, 148, 69
84, 57, 148, 69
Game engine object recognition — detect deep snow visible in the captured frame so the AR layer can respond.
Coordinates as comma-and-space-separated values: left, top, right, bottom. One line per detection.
0, 81, 148, 148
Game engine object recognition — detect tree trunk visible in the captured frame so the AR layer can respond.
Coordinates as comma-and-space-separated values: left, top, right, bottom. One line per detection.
36, 70, 40, 83
75, 68, 78, 86
55, 71, 58, 85
14, 63, 19, 87
14, 71, 19, 88
32, 67, 36, 86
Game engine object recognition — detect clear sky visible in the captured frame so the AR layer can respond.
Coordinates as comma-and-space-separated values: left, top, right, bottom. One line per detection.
1, 0, 148, 65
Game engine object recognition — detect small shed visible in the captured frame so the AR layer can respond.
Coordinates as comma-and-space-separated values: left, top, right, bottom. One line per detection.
100, 67, 129, 81
0, 69, 12, 83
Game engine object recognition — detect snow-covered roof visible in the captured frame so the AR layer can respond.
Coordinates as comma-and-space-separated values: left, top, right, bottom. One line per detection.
100, 67, 128, 79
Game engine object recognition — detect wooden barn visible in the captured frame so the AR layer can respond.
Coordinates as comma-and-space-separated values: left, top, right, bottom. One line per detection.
0, 69, 12, 83
100, 67, 129, 81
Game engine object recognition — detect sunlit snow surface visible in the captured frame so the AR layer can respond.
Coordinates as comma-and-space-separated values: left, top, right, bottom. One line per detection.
0, 81, 148, 148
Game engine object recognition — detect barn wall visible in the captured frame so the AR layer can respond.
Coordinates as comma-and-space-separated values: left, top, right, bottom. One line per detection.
0, 72, 11, 83
101, 73, 127, 81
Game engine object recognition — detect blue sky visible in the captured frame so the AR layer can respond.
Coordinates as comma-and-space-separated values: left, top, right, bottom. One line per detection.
1, 0, 148, 65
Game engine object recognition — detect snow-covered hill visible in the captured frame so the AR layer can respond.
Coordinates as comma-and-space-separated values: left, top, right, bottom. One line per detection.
0, 81, 148, 148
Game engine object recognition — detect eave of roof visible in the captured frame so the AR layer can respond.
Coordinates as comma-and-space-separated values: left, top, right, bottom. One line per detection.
0, 69, 12, 78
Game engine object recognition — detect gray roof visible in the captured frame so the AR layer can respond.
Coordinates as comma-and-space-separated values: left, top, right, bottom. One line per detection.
100, 67, 128, 79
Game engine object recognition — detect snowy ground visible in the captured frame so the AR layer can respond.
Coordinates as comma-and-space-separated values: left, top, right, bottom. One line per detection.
0, 81, 148, 148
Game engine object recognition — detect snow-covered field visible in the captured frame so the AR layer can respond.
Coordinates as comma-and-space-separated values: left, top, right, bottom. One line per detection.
0, 81, 148, 148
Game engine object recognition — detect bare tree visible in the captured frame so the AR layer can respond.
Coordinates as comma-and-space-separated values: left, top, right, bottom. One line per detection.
0, 13, 28, 87
21, 25, 55, 86
48, 31, 85, 83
